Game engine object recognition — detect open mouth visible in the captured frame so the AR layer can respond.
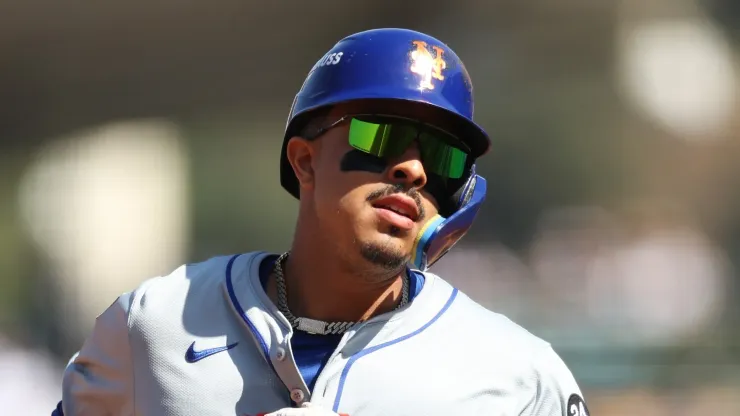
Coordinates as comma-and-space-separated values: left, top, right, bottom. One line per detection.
373, 203, 413, 219
372, 205, 415, 231
370, 194, 420, 231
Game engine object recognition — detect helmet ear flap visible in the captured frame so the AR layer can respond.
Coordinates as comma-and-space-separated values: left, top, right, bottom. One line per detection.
410, 172, 486, 271
456, 175, 477, 207
439, 165, 477, 217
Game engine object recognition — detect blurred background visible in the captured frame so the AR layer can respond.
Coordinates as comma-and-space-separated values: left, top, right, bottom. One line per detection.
1, 0, 739, 414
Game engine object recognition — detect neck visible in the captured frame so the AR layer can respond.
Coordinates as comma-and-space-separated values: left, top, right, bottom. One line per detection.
279, 218, 406, 324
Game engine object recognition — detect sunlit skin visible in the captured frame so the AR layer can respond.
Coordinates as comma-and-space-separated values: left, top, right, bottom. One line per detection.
265, 99, 463, 325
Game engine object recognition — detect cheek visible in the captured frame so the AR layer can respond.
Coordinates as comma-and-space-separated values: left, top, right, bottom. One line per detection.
312, 147, 343, 198
421, 193, 440, 219
337, 183, 374, 220
312, 158, 364, 222
320, 185, 375, 243
336, 183, 380, 236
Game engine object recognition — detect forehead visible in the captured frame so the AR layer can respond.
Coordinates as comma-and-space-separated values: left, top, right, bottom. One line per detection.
326, 99, 460, 135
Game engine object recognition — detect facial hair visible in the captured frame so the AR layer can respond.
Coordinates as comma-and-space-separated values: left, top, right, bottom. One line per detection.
358, 239, 409, 272
357, 183, 426, 273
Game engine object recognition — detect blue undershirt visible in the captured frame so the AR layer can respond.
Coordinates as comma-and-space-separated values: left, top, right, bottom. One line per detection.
259, 255, 424, 392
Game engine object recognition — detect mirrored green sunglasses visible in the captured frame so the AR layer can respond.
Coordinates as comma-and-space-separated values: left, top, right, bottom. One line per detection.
309, 114, 470, 179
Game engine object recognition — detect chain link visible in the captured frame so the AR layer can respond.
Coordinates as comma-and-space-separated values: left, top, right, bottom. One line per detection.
273, 251, 409, 335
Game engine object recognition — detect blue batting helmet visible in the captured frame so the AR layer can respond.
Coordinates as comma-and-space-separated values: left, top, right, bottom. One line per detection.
280, 28, 491, 271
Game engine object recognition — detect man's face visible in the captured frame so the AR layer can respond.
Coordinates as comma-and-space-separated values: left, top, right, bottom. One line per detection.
287, 100, 466, 274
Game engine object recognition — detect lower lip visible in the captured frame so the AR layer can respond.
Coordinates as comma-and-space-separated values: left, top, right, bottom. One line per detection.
373, 207, 415, 230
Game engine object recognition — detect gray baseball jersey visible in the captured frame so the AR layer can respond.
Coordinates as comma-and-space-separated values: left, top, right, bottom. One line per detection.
61, 252, 589, 416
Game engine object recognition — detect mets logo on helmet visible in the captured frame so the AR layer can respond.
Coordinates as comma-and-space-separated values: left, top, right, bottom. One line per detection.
409, 40, 447, 90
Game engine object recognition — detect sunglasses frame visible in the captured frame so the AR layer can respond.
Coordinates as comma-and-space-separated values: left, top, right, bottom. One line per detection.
303, 113, 472, 155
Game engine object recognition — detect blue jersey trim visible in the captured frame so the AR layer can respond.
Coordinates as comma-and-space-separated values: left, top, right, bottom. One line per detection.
225, 253, 277, 374
332, 287, 459, 412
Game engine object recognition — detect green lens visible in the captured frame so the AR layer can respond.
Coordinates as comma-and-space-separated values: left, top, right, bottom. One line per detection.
348, 117, 468, 178
418, 133, 467, 178
347, 118, 387, 154
348, 118, 414, 157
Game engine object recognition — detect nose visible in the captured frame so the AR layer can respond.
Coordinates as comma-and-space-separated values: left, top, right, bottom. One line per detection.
386, 141, 427, 190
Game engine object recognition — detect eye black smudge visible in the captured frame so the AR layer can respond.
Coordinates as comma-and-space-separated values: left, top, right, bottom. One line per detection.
340, 149, 387, 174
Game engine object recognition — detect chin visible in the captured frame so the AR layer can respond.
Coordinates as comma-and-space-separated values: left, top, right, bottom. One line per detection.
372, 224, 415, 248
357, 235, 410, 272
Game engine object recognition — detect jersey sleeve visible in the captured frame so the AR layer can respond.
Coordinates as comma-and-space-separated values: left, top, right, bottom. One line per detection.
61, 292, 135, 416
522, 346, 590, 416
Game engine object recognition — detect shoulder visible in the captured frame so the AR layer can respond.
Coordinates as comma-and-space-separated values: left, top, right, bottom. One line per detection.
420, 272, 568, 374
126, 254, 232, 308
123, 252, 263, 326
423, 271, 551, 354
423, 272, 588, 415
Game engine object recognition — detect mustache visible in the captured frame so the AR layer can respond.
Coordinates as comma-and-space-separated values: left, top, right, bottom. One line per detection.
366, 183, 426, 222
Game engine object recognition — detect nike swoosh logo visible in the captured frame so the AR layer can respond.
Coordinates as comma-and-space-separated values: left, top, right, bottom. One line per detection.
185, 341, 238, 363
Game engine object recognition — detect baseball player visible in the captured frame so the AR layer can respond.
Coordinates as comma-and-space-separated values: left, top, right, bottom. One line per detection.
53, 28, 589, 416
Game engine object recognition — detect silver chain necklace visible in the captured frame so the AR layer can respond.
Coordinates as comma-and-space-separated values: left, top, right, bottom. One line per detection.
273, 251, 410, 335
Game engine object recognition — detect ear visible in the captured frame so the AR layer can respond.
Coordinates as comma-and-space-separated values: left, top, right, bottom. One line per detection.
286, 136, 316, 193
